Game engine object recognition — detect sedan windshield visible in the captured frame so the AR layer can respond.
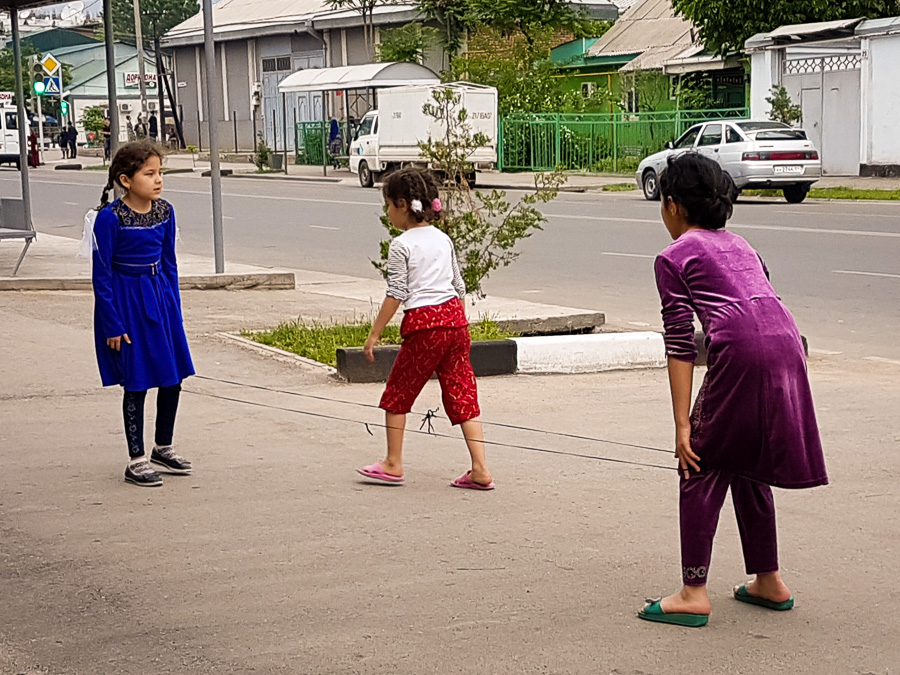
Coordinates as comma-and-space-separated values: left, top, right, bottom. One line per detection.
737, 121, 807, 140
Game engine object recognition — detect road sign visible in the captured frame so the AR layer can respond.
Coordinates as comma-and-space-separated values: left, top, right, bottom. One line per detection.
0, 91, 13, 106
43, 76, 61, 95
41, 53, 60, 75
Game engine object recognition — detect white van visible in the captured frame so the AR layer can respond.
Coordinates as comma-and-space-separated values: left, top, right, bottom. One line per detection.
349, 83, 498, 188
1, 106, 22, 169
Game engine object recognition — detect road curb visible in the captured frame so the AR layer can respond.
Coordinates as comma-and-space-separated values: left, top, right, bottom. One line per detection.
0, 271, 296, 292
336, 332, 665, 383
225, 173, 343, 184
513, 332, 666, 374
336, 339, 518, 384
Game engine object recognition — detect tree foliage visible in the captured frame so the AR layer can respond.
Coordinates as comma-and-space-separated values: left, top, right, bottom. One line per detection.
374, 88, 565, 297
113, 0, 199, 42
376, 23, 440, 63
448, 26, 613, 114
324, 0, 388, 58
672, 0, 900, 55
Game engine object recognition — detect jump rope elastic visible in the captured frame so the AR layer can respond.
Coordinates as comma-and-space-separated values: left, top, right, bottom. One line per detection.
188, 374, 677, 472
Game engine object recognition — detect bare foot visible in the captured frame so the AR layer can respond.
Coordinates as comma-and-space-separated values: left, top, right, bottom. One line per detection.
380, 458, 403, 477
659, 585, 712, 616
469, 467, 493, 486
740, 572, 792, 603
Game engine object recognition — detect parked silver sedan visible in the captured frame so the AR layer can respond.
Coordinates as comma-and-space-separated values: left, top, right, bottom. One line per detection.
636, 120, 821, 204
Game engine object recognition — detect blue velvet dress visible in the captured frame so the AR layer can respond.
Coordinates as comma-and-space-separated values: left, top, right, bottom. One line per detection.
92, 199, 195, 391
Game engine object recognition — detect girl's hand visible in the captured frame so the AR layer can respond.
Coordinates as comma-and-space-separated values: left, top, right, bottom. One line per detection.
675, 425, 701, 478
107, 334, 131, 351
363, 335, 378, 362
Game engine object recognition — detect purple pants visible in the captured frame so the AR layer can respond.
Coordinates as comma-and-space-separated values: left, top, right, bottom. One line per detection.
680, 470, 779, 586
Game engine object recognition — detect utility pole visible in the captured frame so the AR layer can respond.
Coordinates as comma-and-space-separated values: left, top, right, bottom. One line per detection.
202, 0, 225, 273
132, 0, 149, 128
103, 0, 119, 157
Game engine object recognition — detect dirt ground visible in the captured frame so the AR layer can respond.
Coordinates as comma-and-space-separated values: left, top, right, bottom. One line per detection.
1, 290, 898, 674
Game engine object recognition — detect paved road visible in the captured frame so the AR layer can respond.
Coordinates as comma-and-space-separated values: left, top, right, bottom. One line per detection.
3, 168, 899, 359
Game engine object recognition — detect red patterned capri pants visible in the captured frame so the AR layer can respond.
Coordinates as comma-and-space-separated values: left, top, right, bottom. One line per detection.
379, 326, 480, 425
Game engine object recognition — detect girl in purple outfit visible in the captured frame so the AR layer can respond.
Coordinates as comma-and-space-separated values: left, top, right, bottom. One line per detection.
639, 153, 828, 628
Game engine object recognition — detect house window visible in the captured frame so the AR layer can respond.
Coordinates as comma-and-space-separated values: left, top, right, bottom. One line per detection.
262, 57, 292, 73
582, 82, 596, 97
625, 88, 639, 113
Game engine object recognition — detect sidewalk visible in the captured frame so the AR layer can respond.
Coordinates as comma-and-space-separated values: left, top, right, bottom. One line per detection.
0, 232, 605, 334
1, 267, 898, 674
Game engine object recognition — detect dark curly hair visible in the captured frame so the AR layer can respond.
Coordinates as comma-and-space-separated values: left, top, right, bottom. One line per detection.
382, 167, 442, 223
97, 141, 164, 209
658, 153, 734, 230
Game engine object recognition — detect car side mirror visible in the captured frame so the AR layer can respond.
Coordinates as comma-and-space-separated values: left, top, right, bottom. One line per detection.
665, 141, 674, 150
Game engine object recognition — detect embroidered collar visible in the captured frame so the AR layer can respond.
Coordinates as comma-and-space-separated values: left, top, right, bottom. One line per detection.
112, 199, 171, 229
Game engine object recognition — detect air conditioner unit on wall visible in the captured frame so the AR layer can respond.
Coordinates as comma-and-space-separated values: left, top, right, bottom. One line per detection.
119, 102, 133, 112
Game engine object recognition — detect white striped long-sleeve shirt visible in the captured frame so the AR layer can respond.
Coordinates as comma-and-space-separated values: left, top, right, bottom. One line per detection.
386, 226, 465, 309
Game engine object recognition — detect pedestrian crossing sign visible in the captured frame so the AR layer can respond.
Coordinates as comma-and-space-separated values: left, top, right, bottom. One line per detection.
43, 76, 61, 95
40, 54, 60, 75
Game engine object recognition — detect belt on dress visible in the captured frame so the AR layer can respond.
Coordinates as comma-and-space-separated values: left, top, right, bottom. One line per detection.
113, 260, 161, 276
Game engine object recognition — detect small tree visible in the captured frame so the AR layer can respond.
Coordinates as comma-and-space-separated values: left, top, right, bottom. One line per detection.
373, 88, 565, 298
376, 23, 440, 63
82, 106, 106, 144
766, 85, 802, 125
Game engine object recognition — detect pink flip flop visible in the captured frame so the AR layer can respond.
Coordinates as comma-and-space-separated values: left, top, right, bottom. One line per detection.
451, 471, 495, 491
356, 461, 404, 484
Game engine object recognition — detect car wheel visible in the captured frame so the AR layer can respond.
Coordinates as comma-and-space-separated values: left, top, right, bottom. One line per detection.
642, 169, 660, 201
358, 161, 373, 188
783, 184, 809, 204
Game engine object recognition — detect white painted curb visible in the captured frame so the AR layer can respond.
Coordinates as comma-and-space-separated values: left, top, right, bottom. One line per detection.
512, 332, 666, 374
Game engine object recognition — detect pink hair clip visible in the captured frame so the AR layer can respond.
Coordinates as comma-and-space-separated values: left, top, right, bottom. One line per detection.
431, 198, 442, 213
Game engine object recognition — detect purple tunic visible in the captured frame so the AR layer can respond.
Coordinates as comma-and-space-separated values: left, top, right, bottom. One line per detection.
655, 229, 827, 489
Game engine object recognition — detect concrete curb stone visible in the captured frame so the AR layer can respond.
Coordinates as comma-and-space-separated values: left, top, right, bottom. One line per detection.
0, 271, 296, 292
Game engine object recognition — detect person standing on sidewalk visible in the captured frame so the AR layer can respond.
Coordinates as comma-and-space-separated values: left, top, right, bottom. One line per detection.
639, 153, 827, 627
89, 141, 195, 487
357, 167, 494, 491
67, 124, 78, 159
149, 111, 159, 143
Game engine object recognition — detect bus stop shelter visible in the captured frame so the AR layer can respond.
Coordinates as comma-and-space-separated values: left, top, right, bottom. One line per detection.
278, 62, 439, 176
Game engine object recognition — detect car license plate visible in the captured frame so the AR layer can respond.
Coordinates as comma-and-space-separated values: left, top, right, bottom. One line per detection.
774, 165, 803, 174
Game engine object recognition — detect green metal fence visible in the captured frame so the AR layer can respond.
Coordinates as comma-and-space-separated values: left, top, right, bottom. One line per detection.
497, 108, 750, 173
295, 120, 350, 166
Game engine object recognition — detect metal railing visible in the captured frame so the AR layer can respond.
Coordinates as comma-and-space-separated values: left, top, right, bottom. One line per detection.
497, 108, 750, 173
295, 120, 350, 166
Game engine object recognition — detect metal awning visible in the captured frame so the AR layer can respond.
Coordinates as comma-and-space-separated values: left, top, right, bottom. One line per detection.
278, 62, 439, 94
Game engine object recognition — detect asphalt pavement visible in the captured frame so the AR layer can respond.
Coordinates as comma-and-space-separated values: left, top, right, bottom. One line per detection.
2, 165, 898, 361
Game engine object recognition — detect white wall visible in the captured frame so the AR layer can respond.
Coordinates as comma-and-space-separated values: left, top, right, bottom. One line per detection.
863, 34, 900, 164
749, 50, 780, 119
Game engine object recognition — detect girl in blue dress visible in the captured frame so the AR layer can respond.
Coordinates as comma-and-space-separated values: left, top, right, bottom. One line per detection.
91, 141, 195, 487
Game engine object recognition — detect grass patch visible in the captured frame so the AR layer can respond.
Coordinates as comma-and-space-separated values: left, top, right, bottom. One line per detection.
243, 318, 518, 367
742, 187, 900, 200
602, 182, 637, 192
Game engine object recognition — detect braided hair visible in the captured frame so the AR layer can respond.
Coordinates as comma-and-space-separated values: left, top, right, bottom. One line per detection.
381, 167, 442, 223
97, 140, 164, 210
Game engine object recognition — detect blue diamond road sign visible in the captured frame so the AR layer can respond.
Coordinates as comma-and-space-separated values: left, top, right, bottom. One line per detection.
43, 76, 61, 96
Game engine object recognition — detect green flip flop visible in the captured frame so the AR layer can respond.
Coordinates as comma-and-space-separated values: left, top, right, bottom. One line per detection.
733, 584, 794, 611
638, 599, 709, 627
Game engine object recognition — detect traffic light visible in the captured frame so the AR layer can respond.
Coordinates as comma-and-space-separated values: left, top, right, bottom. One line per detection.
32, 60, 45, 96
60, 100, 69, 115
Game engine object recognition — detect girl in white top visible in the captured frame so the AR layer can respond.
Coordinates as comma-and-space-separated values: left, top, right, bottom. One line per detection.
357, 167, 494, 490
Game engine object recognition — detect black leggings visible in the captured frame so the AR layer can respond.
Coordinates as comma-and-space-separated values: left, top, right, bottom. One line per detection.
123, 385, 182, 459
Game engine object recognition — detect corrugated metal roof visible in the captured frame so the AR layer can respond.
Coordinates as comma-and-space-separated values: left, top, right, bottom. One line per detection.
165, 0, 329, 41
585, 0, 693, 62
